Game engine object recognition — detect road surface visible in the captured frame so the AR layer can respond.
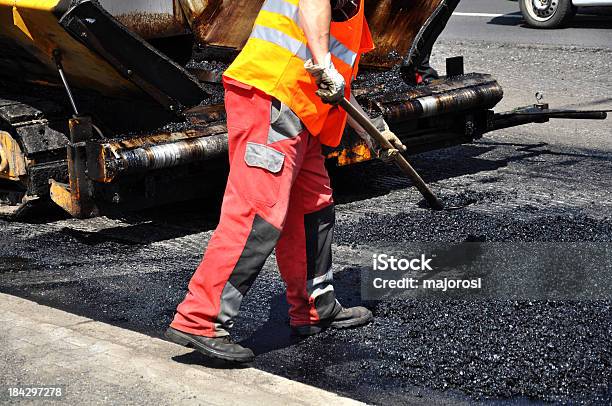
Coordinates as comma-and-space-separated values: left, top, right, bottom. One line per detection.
1, 2, 611, 405
444, 0, 612, 48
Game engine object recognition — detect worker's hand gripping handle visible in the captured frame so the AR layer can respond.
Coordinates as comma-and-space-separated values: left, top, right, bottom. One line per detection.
304, 54, 346, 105
338, 98, 444, 210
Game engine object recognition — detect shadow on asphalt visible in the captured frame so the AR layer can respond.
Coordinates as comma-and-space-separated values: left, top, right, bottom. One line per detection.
330, 144, 506, 205
558, 96, 612, 110
8, 143, 507, 231
240, 266, 371, 356
480, 140, 612, 161
11, 140, 601, 233
238, 293, 298, 356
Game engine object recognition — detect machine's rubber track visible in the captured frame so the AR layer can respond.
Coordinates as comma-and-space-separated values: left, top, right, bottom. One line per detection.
0, 91, 71, 217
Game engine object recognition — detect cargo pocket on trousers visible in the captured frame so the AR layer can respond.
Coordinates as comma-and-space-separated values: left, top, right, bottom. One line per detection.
268, 99, 304, 144
243, 142, 285, 206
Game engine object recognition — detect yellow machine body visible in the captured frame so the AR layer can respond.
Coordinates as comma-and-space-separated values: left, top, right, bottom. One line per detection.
0, 0, 141, 97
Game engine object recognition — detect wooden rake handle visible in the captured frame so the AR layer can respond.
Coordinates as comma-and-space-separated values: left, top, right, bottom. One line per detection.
339, 98, 444, 210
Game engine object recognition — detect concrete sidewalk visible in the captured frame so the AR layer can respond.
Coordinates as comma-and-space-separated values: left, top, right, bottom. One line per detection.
0, 293, 363, 405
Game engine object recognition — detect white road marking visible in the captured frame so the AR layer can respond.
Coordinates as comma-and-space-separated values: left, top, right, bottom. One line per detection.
452, 12, 523, 18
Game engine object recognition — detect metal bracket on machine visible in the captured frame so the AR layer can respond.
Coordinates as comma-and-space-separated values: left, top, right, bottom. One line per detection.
492, 105, 609, 131
50, 116, 99, 219
59, 0, 208, 114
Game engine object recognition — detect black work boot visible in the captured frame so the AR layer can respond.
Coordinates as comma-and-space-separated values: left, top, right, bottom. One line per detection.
292, 306, 373, 337
165, 327, 254, 363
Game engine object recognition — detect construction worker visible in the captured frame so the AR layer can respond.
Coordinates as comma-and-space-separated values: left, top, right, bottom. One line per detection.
406, 0, 460, 85
414, 51, 440, 85
166, 0, 406, 363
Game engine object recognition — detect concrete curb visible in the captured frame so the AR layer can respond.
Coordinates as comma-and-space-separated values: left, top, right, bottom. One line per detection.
0, 293, 364, 405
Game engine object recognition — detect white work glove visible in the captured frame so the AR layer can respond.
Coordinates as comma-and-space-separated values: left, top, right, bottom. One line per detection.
371, 116, 407, 163
304, 53, 346, 105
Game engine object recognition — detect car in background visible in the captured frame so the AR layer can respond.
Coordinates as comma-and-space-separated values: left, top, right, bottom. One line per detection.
520, 0, 612, 28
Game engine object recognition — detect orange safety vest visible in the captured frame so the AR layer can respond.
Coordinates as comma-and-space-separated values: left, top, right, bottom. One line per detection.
223, 0, 374, 147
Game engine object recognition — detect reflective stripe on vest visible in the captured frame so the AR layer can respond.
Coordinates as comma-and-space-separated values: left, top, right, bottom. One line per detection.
261, 0, 299, 20
250, 25, 311, 61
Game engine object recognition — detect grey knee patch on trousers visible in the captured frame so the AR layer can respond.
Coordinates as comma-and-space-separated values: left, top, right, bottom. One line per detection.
216, 214, 281, 332
268, 99, 304, 144
217, 282, 243, 330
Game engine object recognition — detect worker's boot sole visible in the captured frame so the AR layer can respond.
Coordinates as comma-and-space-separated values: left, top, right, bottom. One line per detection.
164, 328, 254, 363
292, 311, 373, 337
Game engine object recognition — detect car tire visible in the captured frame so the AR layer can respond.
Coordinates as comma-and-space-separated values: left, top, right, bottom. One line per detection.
519, 0, 577, 28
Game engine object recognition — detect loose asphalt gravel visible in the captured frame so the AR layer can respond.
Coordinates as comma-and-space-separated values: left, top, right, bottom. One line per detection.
1, 41, 611, 405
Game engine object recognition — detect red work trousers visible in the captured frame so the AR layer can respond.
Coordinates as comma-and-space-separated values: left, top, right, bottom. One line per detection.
171, 78, 341, 337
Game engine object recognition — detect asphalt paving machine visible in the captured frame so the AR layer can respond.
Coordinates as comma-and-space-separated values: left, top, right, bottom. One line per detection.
0, 0, 607, 218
